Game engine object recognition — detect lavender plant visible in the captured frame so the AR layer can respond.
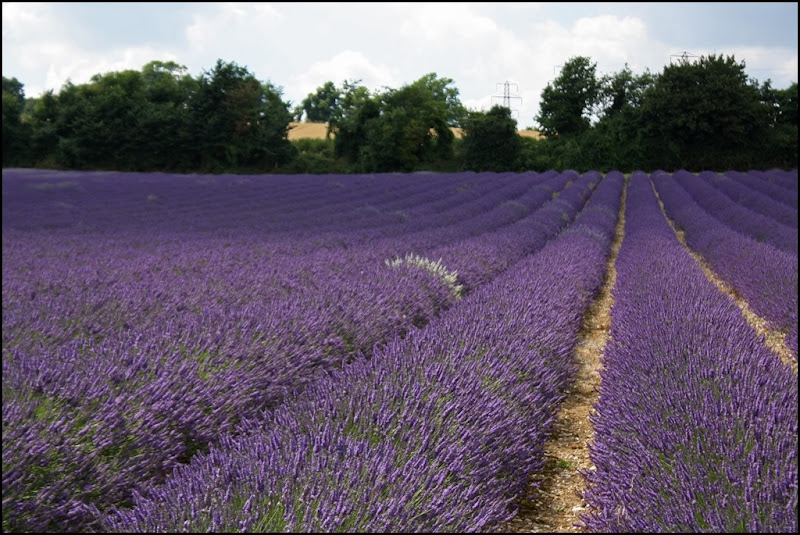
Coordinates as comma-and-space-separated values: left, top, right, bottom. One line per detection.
582, 172, 798, 532
103, 172, 623, 533
700, 171, 797, 229
672, 170, 797, 254
2, 169, 596, 531
726, 169, 798, 209
652, 171, 798, 356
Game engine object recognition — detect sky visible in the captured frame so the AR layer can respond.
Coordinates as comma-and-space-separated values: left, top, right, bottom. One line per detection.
3, 2, 798, 129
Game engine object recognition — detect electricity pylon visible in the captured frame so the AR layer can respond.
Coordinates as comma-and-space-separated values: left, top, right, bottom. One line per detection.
491, 81, 522, 118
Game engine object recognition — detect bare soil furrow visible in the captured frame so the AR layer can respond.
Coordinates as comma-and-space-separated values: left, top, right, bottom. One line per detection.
650, 180, 798, 375
505, 176, 628, 533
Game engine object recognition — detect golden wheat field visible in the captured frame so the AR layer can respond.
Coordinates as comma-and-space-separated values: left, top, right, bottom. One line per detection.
288, 122, 543, 140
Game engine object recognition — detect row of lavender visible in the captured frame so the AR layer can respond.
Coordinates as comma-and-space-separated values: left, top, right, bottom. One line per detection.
727, 169, 798, 209
4, 171, 792, 532
2, 169, 548, 244
582, 172, 797, 532
102, 172, 624, 532
2, 168, 577, 389
2, 169, 514, 238
669, 170, 797, 254
2, 170, 596, 531
652, 170, 798, 356
704, 171, 797, 229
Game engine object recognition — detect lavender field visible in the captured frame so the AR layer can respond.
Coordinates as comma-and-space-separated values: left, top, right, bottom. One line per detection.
2, 168, 797, 533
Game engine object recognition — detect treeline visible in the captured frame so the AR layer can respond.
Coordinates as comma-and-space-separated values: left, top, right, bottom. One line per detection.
2, 55, 797, 173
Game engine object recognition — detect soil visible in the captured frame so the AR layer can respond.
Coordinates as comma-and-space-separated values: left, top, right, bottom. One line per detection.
504, 177, 628, 533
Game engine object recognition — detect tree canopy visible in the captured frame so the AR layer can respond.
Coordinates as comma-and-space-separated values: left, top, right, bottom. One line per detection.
2, 55, 797, 173
640, 54, 769, 170
294, 81, 340, 123
460, 105, 522, 171
3, 76, 28, 166
535, 56, 600, 138
330, 73, 465, 172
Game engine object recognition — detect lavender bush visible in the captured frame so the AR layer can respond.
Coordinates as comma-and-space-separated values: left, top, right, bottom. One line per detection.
582, 172, 798, 532
102, 172, 623, 532
2, 169, 597, 531
700, 171, 797, 229
672, 170, 797, 254
726, 169, 798, 209
652, 171, 798, 356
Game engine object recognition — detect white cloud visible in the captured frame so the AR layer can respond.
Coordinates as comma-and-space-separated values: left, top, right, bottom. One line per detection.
2, 3, 796, 130
718, 46, 799, 86
399, 3, 498, 48
185, 2, 282, 53
445, 14, 661, 126
571, 15, 650, 66
42, 45, 179, 92
1, 2, 54, 41
3, 3, 178, 96
288, 50, 400, 103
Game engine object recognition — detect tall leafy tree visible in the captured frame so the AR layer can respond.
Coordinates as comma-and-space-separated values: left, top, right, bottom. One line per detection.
30, 69, 151, 169
82, 69, 148, 169
328, 79, 377, 163
640, 54, 768, 170
756, 80, 798, 169
28, 89, 60, 165
590, 65, 657, 171
410, 72, 468, 127
136, 60, 196, 170
535, 56, 600, 138
357, 73, 464, 172
3, 76, 30, 166
43, 80, 97, 168
597, 64, 655, 118
188, 59, 296, 171
294, 81, 341, 123
25, 63, 196, 170
460, 105, 522, 171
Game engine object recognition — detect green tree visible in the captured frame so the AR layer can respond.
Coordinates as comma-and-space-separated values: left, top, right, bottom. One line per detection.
23, 59, 297, 172
188, 59, 296, 171
590, 65, 656, 171
359, 105, 423, 172
598, 64, 655, 118
29, 69, 152, 169
83, 69, 148, 169
28, 89, 61, 166
410, 72, 468, 127
44, 80, 98, 168
756, 80, 798, 169
460, 105, 522, 171
535, 56, 600, 138
25, 63, 196, 171
136, 60, 196, 170
294, 81, 341, 123
328, 79, 378, 163
2, 76, 30, 166
640, 54, 768, 170
346, 73, 464, 172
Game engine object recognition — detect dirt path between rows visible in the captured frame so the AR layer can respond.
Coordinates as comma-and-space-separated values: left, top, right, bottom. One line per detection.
504, 177, 628, 533
651, 180, 798, 375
